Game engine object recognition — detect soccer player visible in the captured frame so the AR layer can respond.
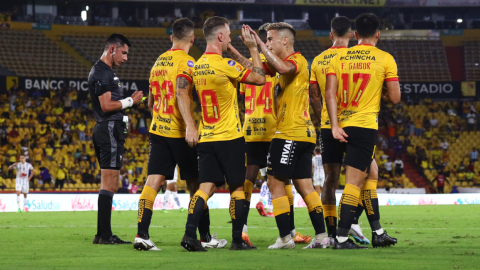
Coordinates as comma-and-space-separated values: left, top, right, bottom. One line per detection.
310, 16, 370, 246
181, 16, 266, 251
241, 23, 327, 249
89, 33, 143, 245
312, 148, 325, 195
325, 13, 400, 249
134, 18, 224, 251
8, 155, 34, 212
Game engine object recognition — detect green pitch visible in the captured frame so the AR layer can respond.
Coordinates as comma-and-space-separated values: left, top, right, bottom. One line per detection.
1, 205, 480, 269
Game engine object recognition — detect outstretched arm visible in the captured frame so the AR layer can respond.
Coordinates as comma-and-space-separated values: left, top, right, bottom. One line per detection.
8, 163, 17, 170
238, 26, 266, 86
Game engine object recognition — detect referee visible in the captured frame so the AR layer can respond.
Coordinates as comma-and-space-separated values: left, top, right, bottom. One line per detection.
89, 33, 143, 245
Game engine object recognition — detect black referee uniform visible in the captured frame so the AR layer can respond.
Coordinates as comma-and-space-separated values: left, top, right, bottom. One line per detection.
89, 59, 130, 244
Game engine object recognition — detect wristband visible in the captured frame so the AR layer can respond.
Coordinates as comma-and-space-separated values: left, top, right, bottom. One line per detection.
120, 97, 134, 109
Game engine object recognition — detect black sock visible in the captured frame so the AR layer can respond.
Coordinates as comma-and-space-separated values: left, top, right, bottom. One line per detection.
273, 196, 291, 238
243, 180, 254, 230
185, 191, 207, 240
285, 185, 295, 233
198, 205, 211, 242
362, 180, 382, 231
325, 216, 337, 238
98, 190, 113, 240
137, 186, 157, 239
337, 184, 360, 237
352, 202, 364, 225
230, 191, 246, 244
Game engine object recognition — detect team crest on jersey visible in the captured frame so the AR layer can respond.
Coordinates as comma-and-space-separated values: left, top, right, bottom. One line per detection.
187, 60, 194, 67
186, 69, 193, 75
235, 65, 243, 72
228, 60, 236, 66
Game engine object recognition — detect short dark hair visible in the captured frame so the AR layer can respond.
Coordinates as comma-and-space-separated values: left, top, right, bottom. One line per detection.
258, 23, 271, 36
172, 17, 194, 40
331, 16, 351, 37
267, 22, 296, 38
314, 148, 321, 154
355, 13, 380, 38
104, 33, 131, 50
203, 16, 229, 39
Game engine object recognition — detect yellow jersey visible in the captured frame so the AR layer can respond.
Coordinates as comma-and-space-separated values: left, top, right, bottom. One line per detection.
239, 54, 276, 142
310, 46, 348, 129
149, 49, 195, 138
327, 44, 398, 130
271, 52, 316, 144
194, 53, 250, 143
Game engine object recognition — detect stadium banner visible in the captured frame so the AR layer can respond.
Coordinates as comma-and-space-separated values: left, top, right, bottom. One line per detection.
294, 0, 386, 6
2, 76, 149, 94
399, 81, 478, 98
0, 193, 479, 212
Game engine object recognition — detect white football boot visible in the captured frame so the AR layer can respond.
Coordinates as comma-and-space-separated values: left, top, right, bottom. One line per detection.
201, 232, 228, 248
133, 236, 161, 251
303, 233, 331, 249
349, 223, 371, 244
268, 235, 296, 249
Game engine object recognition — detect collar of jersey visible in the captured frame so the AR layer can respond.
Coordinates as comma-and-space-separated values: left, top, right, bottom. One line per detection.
283, 52, 300, 61
203, 52, 221, 56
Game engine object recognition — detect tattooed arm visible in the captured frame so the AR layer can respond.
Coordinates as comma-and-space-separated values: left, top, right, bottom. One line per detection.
309, 83, 322, 126
176, 76, 198, 147
227, 44, 253, 69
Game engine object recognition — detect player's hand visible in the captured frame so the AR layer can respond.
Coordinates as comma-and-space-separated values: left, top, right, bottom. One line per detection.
131, 91, 144, 104
185, 125, 199, 148
332, 126, 348, 143
241, 25, 257, 49
245, 25, 264, 46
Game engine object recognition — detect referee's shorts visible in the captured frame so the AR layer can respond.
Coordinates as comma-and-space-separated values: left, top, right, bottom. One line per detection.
92, 120, 126, 170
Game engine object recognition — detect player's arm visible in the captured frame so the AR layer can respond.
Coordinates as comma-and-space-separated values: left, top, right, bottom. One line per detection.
309, 82, 322, 125
246, 26, 295, 75
7, 163, 17, 170
148, 89, 154, 116
237, 26, 266, 86
96, 80, 143, 113
29, 167, 34, 180
382, 55, 401, 104
325, 74, 348, 143
176, 76, 198, 147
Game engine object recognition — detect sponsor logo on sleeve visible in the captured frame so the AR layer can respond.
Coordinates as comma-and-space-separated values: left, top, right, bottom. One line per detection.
228, 60, 236, 66
236, 65, 243, 72
187, 60, 194, 67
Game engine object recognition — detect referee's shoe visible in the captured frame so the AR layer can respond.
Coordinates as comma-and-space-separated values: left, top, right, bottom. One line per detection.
93, 235, 131, 245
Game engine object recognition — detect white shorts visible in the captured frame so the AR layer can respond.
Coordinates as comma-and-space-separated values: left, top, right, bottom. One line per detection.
166, 179, 177, 185
313, 175, 324, 187
167, 167, 178, 185
16, 180, 29, 194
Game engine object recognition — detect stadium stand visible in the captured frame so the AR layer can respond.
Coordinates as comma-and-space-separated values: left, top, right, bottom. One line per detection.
464, 40, 480, 81
0, 29, 89, 78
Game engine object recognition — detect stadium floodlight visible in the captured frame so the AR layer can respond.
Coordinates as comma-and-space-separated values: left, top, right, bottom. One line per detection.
86, 6, 89, 11
81, 10, 87, 21
457, 19, 463, 23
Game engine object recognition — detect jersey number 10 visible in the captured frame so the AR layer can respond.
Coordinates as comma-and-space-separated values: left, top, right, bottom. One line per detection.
244, 82, 273, 115
340, 73, 371, 108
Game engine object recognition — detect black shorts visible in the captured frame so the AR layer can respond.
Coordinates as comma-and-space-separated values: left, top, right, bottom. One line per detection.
267, 138, 315, 179
93, 121, 126, 170
320, 128, 346, 164
246, 141, 270, 168
148, 133, 198, 180
197, 137, 246, 188
343, 127, 377, 172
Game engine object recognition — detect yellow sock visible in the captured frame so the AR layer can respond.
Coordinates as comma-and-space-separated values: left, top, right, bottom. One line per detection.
362, 179, 378, 215
138, 186, 157, 222
189, 190, 209, 214
285, 184, 294, 206
272, 196, 290, 216
323, 204, 337, 218
304, 191, 323, 213
244, 180, 254, 202
338, 184, 360, 220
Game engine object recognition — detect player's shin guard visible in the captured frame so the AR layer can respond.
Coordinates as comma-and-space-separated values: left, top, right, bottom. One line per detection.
362, 179, 381, 231
323, 205, 337, 238
185, 190, 209, 239
353, 195, 364, 225
98, 190, 114, 239
304, 192, 326, 235
198, 204, 211, 242
337, 184, 360, 238
137, 186, 157, 238
230, 191, 246, 244
272, 196, 290, 238
243, 180, 254, 227
285, 185, 295, 232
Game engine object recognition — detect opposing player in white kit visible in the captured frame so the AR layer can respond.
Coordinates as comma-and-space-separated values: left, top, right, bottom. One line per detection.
8, 155, 34, 212
312, 148, 325, 195
162, 167, 185, 212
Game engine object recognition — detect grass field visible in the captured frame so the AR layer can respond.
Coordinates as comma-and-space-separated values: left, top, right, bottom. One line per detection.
1, 205, 480, 270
